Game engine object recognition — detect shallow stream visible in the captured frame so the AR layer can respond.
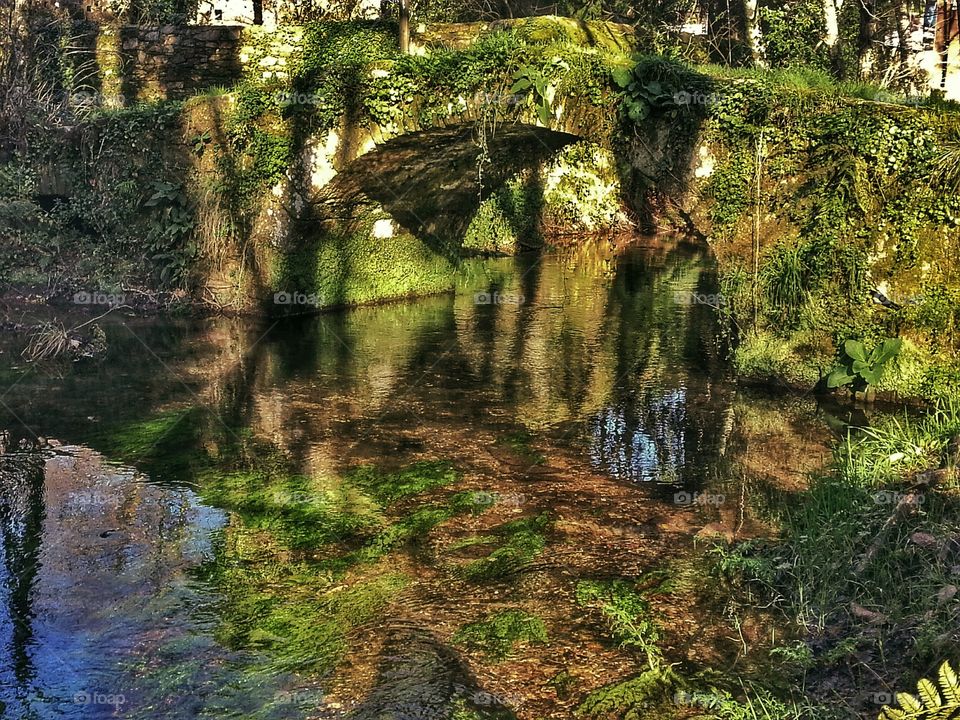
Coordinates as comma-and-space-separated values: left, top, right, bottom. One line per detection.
0, 241, 843, 719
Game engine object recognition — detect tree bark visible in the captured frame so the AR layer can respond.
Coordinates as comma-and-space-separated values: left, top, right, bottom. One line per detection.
858, 0, 877, 77
399, 0, 410, 54
744, 0, 766, 65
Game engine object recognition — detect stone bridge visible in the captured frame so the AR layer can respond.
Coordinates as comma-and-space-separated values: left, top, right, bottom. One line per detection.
170, 19, 705, 312
209, 74, 637, 312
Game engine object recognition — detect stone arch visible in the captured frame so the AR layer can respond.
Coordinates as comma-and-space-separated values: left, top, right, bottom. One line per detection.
254, 118, 587, 314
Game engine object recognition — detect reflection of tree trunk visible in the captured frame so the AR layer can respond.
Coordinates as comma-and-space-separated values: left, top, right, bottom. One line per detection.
0, 453, 46, 685
858, 0, 877, 77
895, 0, 911, 62
936, 0, 952, 88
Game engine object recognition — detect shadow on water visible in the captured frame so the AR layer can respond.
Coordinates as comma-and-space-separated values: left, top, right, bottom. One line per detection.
0, 239, 841, 718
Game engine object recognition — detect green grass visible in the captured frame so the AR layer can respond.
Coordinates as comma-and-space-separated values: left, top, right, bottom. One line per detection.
673, 682, 839, 720
453, 609, 548, 660
712, 399, 960, 684
834, 400, 960, 487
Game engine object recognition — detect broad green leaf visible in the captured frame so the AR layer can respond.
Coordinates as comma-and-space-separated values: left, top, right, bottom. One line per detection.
845, 339, 867, 362
859, 367, 883, 385
827, 367, 856, 388
611, 68, 632, 88
874, 338, 903, 366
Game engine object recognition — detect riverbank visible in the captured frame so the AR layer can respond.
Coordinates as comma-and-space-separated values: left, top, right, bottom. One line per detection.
4, 19, 960, 401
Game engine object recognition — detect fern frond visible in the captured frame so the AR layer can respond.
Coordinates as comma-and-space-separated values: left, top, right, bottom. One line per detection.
942, 662, 960, 705
918, 679, 942, 710
878, 662, 960, 720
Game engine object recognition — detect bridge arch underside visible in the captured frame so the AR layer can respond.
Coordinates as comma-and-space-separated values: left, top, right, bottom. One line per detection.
270, 123, 589, 312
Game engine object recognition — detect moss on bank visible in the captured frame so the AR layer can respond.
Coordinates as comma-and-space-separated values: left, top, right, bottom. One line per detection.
463, 141, 628, 254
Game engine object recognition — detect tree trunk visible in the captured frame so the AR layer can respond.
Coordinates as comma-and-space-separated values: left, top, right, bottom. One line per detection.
823, 0, 840, 47
858, 0, 877, 77
895, 0, 911, 63
399, 0, 410, 54
744, 0, 766, 65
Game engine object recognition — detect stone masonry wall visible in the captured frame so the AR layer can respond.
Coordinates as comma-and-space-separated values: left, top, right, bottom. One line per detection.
95, 24, 304, 103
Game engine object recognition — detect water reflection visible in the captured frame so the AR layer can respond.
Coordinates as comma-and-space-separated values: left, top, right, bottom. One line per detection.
0, 239, 785, 718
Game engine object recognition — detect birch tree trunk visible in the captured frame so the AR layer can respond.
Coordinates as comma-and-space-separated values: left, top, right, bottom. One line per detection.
744, 0, 766, 65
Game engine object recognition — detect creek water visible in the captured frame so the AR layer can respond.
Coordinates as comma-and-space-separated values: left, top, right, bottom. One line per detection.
0, 241, 838, 719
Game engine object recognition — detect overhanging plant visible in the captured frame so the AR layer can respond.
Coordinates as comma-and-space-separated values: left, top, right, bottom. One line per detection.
826, 338, 902, 391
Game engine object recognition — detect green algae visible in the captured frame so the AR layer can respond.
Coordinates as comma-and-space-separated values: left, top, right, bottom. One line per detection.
576, 668, 681, 720
446, 534, 499, 552
201, 470, 386, 550
459, 513, 551, 581
324, 490, 493, 571
575, 579, 661, 656
452, 609, 548, 660
92, 406, 213, 481
199, 541, 409, 676
346, 460, 460, 505
96, 407, 199, 460
497, 430, 547, 466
